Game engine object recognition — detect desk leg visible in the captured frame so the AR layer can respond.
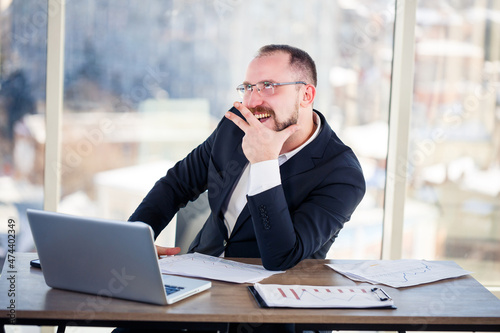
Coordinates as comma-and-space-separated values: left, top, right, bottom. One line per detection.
56, 324, 66, 333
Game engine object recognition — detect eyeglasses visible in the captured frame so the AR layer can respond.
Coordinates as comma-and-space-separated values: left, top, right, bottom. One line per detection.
236, 81, 306, 99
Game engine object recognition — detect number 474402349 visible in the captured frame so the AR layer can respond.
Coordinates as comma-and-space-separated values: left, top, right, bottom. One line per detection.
7, 218, 16, 269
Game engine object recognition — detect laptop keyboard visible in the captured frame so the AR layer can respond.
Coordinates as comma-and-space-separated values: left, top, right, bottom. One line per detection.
164, 284, 185, 295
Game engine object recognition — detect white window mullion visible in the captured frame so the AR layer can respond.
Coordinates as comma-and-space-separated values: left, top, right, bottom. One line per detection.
382, 0, 417, 260
44, 0, 66, 212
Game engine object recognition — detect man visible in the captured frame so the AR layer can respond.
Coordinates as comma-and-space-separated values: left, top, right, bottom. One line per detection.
130, 44, 365, 271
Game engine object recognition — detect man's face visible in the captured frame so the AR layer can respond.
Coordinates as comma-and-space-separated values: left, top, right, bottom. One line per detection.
242, 52, 302, 132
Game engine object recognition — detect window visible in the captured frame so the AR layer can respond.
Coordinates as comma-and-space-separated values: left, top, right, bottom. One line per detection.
58, 0, 393, 257
1, 0, 498, 296
405, 0, 500, 291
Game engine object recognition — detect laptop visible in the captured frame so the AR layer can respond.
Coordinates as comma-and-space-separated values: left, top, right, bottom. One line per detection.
26, 208, 211, 305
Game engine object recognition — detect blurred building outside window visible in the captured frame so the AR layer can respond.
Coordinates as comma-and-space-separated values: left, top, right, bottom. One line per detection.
405, 0, 500, 289
0, 0, 47, 266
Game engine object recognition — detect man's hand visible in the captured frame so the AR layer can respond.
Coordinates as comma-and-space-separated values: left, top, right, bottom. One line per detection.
225, 102, 298, 164
156, 245, 181, 257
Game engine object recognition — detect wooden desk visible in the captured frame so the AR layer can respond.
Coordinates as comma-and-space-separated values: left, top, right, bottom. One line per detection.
1, 253, 500, 332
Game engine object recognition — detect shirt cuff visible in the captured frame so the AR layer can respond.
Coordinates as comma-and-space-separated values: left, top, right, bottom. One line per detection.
247, 159, 281, 196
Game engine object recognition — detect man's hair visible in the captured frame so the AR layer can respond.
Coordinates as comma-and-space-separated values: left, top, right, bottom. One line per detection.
256, 44, 317, 87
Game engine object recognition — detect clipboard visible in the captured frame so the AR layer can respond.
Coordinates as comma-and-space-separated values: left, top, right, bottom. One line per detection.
248, 284, 396, 309
249, 286, 269, 308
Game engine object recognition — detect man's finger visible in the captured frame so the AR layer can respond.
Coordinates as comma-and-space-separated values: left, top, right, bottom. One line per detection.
225, 109, 250, 133
156, 245, 181, 257
232, 101, 262, 126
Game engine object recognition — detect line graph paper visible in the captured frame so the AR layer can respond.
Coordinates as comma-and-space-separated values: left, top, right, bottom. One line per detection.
159, 253, 284, 283
326, 260, 471, 288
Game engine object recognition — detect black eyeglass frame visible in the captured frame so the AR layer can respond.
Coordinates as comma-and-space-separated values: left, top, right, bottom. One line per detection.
236, 81, 307, 98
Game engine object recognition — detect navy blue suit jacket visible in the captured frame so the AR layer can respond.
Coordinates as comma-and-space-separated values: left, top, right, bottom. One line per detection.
129, 108, 365, 270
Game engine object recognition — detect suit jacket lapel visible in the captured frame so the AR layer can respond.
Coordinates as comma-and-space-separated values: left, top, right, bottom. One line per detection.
229, 203, 250, 238
210, 110, 248, 223
211, 144, 247, 221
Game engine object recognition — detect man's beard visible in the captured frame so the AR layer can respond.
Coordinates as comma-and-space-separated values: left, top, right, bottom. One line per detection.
249, 104, 299, 131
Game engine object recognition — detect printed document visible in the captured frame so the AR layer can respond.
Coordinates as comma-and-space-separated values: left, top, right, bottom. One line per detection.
159, 253, 284, 283
326, 260, 471, 288
251, 283, 395, 308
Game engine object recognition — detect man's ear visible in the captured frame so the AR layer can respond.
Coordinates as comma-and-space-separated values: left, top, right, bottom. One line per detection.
300, 84, 316, 108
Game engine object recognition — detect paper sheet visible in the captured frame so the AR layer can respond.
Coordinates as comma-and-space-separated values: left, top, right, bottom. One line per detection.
326, 260, 472, 288
252, 283, 395, 308
159, 253, 284, 283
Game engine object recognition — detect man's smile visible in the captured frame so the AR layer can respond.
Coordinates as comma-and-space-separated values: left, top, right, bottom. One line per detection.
249, 106, 274, 123
254, 112, 271, 122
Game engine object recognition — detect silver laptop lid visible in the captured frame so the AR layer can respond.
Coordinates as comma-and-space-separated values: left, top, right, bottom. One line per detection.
26, 209, 210, 305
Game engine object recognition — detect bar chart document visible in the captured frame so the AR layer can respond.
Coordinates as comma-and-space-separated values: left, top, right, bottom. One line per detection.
326, 260, 472, 288
250, 283, 395, 308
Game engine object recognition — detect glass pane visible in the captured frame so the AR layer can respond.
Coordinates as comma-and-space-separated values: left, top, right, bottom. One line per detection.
0, 0, 47, 266
60, 0, 393, 257
324, 1, 394, 259
405, 0, 500, 288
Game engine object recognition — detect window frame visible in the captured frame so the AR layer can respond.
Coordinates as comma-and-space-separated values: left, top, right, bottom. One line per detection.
381, 0, 417, 260
44, 0, 65, 212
